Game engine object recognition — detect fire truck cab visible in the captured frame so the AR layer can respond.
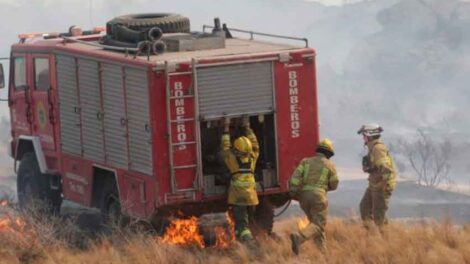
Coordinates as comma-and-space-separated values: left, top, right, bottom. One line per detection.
2, 14, 319, 231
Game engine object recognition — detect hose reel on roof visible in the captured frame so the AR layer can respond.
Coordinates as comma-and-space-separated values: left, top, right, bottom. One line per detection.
101, 13, 190, 55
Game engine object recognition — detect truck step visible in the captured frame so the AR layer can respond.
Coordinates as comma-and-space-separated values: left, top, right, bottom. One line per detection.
169, 95, 194, 99
171, 141, 196, 146
170, 118, 195, 123
173, 164, 197, 170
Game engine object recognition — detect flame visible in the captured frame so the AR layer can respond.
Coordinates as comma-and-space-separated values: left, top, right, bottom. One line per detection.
214, 212, 235, 249
214, 226, 227, 247
0, 211, 36, 250
0, 215, 26, 234
297, 217, 309, 230
0, 201, 28, 237
161, 212, 236, 249
161, 216, 205, 248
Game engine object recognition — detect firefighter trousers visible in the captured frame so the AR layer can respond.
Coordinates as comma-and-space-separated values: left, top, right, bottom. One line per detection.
360, 183, 392, 227
297, 190, 328, 249
231, 205, 256, 241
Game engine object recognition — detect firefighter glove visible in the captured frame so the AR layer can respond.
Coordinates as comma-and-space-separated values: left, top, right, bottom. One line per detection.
223, 117, 231, 132
241, 115, 250, 128
362, 155, 372, 173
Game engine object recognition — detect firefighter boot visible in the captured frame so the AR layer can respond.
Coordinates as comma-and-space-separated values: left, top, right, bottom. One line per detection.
314, 233, 327, 253
290, 233, 302, 255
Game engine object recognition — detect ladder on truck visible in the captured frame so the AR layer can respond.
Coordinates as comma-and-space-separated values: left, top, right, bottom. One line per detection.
165, 61, 203, 198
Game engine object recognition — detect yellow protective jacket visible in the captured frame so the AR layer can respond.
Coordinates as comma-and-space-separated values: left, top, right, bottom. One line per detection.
220, 128, 260, 206
288, 153, 339, 194
366, 139, 397, 190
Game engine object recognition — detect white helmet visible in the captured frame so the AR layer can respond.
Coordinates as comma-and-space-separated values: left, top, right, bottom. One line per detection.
357, 123, 383, 137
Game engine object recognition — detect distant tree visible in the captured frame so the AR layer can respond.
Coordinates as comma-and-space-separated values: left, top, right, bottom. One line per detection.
393, 129, 453, 187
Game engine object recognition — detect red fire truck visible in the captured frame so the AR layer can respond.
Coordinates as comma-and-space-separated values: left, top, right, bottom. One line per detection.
0, 14, 318, 231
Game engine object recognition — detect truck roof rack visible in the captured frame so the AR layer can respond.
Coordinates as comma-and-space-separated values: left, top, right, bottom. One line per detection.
202, 25, 309, 48
18, 27, 106, 43
61, 36, 140, 57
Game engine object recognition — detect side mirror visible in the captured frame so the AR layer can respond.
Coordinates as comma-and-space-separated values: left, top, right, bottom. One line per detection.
0, 64, 4, 89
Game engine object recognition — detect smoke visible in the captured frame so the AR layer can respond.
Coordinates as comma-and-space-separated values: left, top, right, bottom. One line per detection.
0, 0, 468, 187
319, 0, 470, 174
0, 116, 13, 198
304, 0, 371, 5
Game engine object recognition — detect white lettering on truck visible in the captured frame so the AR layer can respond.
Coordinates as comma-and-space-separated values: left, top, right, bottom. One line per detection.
174, 81, 187, 150
288, 71, 300, 138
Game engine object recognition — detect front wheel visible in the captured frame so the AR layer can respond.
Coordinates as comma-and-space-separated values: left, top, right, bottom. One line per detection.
17, 152, 62, 214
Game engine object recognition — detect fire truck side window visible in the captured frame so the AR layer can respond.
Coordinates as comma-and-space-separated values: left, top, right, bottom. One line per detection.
14, 57, 27, 90
34, 58, 50, 91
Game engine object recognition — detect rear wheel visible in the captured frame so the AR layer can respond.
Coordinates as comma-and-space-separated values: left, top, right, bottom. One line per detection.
100, 180, 128, 227
151, 215, 171, 236
17, 152, 62, 214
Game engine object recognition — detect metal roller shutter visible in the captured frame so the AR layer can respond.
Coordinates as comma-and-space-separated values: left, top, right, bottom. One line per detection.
196, 62, 274, 120
56, 55, 82, 156
78, 59, 104, 162
102, 64, 129, 169
125, 67, 153, 175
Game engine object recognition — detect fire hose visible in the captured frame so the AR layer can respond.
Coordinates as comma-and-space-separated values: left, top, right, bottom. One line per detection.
257, 179, 291, 218
274, 199, 292, 218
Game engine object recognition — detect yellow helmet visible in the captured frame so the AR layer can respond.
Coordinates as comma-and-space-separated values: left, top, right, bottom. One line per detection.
317, 138, 334, 154
234, 136, 253, 155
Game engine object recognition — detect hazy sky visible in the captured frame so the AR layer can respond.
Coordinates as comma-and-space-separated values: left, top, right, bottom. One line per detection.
307, 0, 470, 4
306, 0, 370, 5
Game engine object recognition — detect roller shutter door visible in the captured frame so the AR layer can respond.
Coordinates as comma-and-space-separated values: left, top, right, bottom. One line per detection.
197, 62, 274, 120
56, 55, 82, 156
78, 59, 104, 162
102, 64, 129, 169
125, 68, 153, 175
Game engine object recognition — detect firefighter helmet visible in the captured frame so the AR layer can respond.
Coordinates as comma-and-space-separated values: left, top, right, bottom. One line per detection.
357, 123, 383, 137
317, 138, 335, 154
234, 136, 253, 155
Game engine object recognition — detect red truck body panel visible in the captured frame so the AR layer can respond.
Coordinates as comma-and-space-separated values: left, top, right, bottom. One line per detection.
8, 33, 319, 219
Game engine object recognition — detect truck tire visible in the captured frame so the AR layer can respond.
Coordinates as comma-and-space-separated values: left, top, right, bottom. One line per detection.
100, 180, 128, 227
107, 13, 190, 34
17, 152, 62, 214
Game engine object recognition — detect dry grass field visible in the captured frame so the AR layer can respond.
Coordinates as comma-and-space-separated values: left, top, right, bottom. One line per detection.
1, 201, 470, 264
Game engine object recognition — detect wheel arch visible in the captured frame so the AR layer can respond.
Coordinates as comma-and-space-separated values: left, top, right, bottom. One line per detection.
15, 136, 48, 174
90, 165, 119, 208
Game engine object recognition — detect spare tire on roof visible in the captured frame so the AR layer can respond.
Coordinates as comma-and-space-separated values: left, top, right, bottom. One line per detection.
107, 13, 190, 35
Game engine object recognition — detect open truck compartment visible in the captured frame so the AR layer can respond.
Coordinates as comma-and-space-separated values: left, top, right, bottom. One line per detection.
201, 114, 278, 196
167, 60, 280, 199
163, 48, 320, 212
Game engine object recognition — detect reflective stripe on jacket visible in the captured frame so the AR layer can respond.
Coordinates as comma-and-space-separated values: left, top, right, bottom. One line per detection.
366, 139, 397, 189
289, 153, 339, 193
220, 128, 260, 206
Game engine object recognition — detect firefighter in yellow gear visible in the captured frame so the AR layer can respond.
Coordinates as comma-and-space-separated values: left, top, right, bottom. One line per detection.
219, 116, 260, 242
288, 138, 339, 255
357, 124, 397, 228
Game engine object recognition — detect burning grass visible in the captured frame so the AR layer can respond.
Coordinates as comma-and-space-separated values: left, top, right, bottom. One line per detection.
161, 216, 206, 248
1, 199, 470, 264
160, 213, 235, 249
